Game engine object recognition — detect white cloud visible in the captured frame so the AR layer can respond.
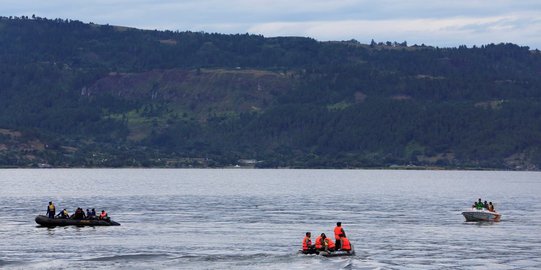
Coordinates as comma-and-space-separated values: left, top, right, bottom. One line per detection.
2, 0, 540, 48
245, 12, 541, 48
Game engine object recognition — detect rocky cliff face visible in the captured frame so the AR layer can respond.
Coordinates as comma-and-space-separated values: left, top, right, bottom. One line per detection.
86, 68, 295, 119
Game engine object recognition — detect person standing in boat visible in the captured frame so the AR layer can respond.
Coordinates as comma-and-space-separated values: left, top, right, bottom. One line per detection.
301, 232, 316, 254
334, 222, 346, 249
46, 201, 55, 219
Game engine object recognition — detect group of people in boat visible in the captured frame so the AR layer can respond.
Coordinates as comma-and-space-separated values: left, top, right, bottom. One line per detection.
47, 201, 110, 221
302, 222, 352, 254
472, 198, 496, 212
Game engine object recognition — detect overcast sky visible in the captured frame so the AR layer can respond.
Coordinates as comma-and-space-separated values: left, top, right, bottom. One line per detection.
3, 0, 541, 49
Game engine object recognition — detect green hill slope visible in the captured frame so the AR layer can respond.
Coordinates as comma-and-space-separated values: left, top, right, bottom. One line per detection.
1, 16, 541, 169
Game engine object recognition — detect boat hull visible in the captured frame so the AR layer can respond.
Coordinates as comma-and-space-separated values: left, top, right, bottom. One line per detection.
35, 215, 120, 226
462, 210, 501, 222
318, 249, 355, 257
299, 244, 355, 257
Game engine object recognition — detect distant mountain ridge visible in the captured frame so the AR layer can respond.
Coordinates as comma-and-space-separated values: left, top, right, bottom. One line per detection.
1, 16, 541, 169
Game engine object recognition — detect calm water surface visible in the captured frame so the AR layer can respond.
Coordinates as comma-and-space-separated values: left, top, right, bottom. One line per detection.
0, 169, 540, 269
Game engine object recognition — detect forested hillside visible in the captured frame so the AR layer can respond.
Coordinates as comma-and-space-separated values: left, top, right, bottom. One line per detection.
1, 16, 541, 169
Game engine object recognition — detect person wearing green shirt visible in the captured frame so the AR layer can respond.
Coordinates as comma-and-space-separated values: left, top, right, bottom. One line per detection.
475, 198, 484, 210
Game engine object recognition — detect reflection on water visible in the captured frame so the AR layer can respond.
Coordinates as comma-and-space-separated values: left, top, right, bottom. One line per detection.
0, 169, 540, 269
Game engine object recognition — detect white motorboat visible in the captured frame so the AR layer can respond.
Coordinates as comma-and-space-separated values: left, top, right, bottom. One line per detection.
462, 208, 501, 222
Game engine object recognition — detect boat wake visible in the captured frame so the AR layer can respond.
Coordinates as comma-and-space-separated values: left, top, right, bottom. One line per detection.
176, 252, 292, 262
85, 253, 171, 261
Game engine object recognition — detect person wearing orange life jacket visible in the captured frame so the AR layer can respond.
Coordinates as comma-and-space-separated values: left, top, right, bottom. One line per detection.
46, 201, 56, 218
99, 210, 109, 221
334, 222, 346, 249
325, 237, 336, 252
301, 232, 316, 254
315, 233, 326, 251
339, 234, 352, 252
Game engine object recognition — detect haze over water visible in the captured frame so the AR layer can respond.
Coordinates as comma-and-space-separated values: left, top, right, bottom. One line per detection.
1, 169, 540, 269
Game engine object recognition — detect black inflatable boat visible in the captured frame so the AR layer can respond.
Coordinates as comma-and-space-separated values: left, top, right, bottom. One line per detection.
35, 215, 120, 227
299, 245, 355, 257
318, 249, 355, 257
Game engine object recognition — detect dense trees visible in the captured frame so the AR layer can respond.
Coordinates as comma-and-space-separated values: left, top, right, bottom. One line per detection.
0, 16, 540, 169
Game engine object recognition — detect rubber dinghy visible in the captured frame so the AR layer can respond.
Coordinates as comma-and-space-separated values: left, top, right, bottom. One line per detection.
299, 245, 355, 257
461, 209, 501, 222
35, 215, 120, 226
318, 249, 355, 257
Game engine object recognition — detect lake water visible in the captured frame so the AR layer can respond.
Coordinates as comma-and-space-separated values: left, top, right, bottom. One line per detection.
0, 169, 540, 269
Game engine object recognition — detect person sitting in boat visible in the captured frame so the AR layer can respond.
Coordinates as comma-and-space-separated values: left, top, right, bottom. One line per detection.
99, 210, 110, 221
315, 233, 325, 251
91, 208, 97, 218
46, 201, 56, 219
56, 209, 69, 219
475, 198, 484, 210
488, 202, 495, 212
301, 232, 316, 254
86, 209, 92, 218
483, 201, 489, 210
339, 234, 352, 252
325, 237, 336, 252
71, 208, 85, 220
71, 208, 80, 219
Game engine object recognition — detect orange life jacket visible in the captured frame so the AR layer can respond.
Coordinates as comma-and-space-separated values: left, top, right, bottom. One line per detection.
341, 237, 351, 251
334, 226, 343, 240
302, 236, 311, 251
100, 211, 107, 218
326, 238, 335, 249
315, 236, 323, 249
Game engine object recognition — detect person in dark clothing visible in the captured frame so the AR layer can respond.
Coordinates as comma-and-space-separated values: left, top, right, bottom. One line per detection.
46, 201, 55, 219
91, 208, 96, 217
86, 209, 91, 218
72, 208, 85, 220
483, 201, 489, 210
